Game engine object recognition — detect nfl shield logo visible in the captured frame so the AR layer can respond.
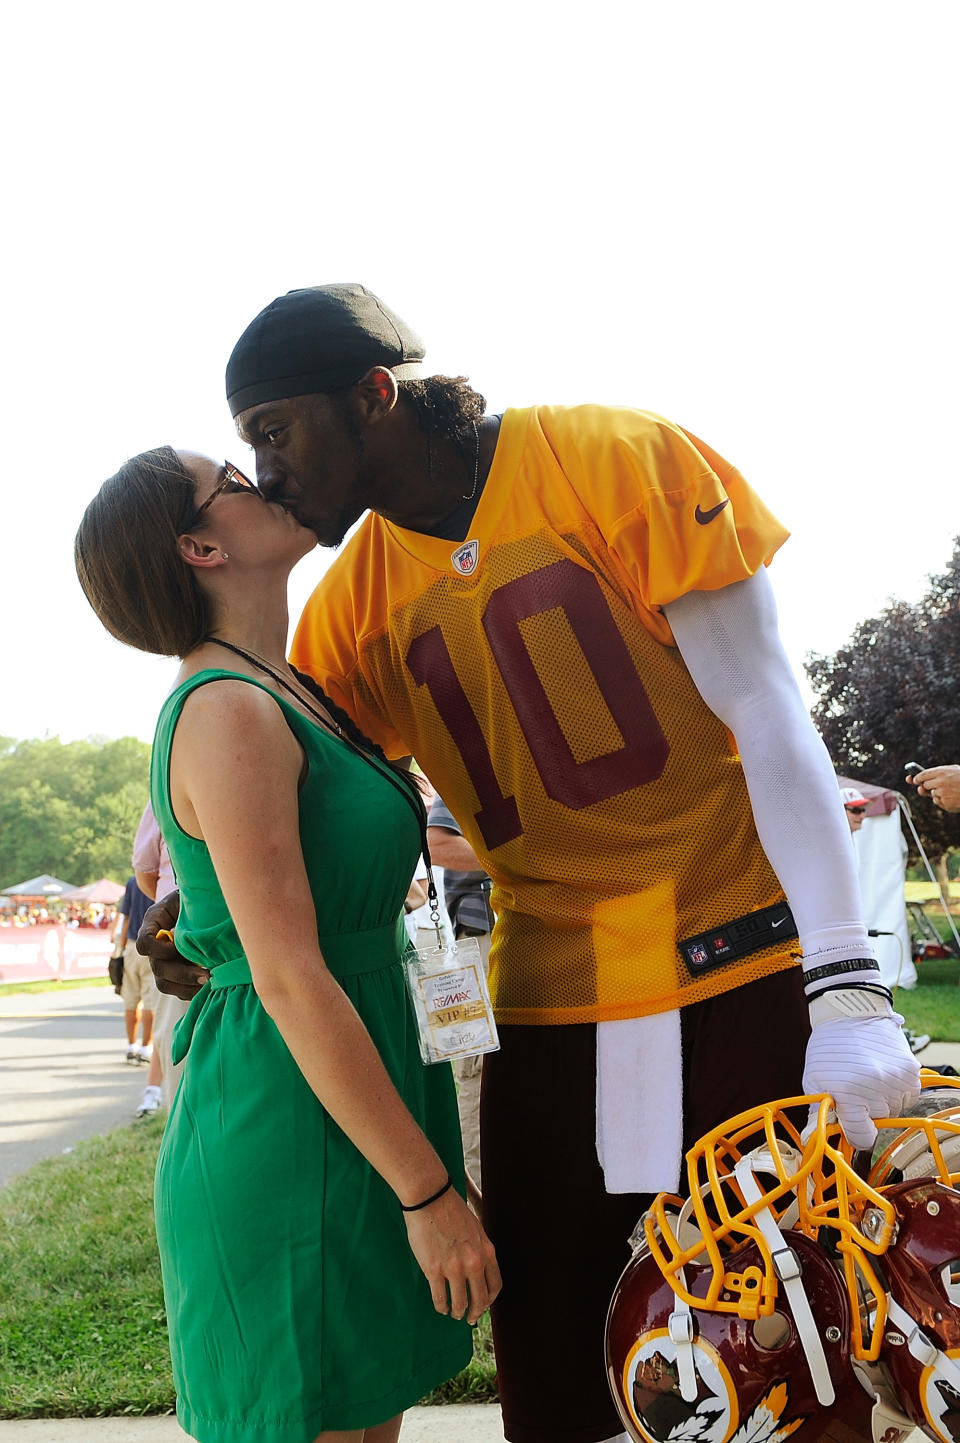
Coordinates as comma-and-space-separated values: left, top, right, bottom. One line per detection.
451, 539, 479, 575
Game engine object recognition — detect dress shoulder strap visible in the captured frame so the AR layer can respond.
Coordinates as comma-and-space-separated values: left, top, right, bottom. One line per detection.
149, 668, 294, 843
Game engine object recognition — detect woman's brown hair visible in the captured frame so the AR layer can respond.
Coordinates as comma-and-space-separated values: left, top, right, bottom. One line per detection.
75, 446, 211, 658
76, 445, 417, 780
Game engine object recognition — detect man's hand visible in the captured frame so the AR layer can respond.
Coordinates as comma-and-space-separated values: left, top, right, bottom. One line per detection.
907, 764, 960, 812
136, 889, 209, 1000
803, 989, 921, 1148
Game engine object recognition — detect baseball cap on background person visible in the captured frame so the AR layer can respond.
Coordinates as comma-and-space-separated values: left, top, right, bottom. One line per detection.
226, 284, 427, 417
840, 786, 868, 812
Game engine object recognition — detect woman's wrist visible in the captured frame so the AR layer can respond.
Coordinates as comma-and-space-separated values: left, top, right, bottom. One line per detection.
399, 1175, 453, 1212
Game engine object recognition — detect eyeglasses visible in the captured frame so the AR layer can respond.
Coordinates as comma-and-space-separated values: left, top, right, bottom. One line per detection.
182, 463, 260, 531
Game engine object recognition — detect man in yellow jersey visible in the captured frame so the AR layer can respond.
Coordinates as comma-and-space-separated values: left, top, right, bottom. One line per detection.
147, 285, 919, 1443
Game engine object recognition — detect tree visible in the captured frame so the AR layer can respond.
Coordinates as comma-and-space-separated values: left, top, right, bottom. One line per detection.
805, 540, 960, 867
0, 736, 151, 888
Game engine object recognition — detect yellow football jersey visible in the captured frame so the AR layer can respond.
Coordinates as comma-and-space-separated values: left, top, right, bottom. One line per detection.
292, 405, 798, 1025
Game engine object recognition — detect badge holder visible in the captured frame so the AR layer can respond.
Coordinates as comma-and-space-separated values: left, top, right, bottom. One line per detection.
404, 871, 500, 1066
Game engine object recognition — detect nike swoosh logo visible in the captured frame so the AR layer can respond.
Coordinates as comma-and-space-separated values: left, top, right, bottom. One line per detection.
695, 499, 730, 525
771, 917, 787, 928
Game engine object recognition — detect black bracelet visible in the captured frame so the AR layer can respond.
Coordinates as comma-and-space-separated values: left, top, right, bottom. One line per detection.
802, 957, 879, 988
806, 980, 893, 1005
400, 1176, 453, 1212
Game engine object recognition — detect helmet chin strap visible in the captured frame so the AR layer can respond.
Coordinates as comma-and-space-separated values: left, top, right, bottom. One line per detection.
734, 1154, 836, 1407
885, 1294, 960, 1388
662, 1200, 712, 1402
664, 1144, 834, 1406
667, 1283, 699, 1403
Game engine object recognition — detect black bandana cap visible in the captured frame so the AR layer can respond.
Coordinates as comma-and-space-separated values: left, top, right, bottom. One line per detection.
226, 283, 427, 418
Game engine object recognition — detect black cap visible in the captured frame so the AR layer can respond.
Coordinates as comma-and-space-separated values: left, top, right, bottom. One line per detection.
225, 284, 426, 418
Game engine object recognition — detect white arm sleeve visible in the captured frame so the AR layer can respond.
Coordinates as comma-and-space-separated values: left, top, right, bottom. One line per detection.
662, 569, 870, 965
665, 570, 920, 1147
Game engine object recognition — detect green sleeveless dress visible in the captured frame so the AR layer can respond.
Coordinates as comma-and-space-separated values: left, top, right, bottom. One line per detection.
150, 670, 471, 1442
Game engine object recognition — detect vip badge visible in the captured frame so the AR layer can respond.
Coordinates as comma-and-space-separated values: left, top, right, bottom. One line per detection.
451, 539, 479, 575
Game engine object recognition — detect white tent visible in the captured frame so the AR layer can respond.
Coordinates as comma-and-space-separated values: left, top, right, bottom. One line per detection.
838, 777, 916, 991
0, 873, 77, 899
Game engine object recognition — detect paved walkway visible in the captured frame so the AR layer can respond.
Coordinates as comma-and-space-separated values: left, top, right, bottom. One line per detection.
913, 1036, 960, 1073
0, 984, 152, 1188
0, 1405, 504, 1440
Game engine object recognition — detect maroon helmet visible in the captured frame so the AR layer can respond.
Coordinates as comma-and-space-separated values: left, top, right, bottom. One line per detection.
858, 1084, 960, 1443
604, 1095, 923, 1443
606, 1229, 881, 1443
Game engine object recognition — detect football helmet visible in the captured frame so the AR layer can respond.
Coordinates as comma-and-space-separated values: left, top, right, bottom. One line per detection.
605, 1082, 960, 1443
852, 1080, 960, 1443
645, 1095, 896, 1360
606, 1227, 881, 1443
605, 1096, 893, 1443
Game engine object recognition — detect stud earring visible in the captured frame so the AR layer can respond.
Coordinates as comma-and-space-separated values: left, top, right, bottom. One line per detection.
220, 551, 229, 560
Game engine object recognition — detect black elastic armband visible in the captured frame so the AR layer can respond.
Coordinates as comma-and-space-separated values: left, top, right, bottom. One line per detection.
805, 980, 893, 1006
802, 956, 879, 991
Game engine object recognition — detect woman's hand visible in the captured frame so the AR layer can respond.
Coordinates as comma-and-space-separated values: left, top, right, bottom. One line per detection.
402, 1187, 501, 1326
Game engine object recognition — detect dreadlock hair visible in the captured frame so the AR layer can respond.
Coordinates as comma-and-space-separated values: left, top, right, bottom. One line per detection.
397, 375, 487, 457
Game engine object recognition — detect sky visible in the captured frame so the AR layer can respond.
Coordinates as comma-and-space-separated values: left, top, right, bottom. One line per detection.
2, 1, 957, 747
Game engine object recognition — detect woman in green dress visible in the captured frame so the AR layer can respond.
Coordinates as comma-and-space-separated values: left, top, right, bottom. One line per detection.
75, 447, 500, 1443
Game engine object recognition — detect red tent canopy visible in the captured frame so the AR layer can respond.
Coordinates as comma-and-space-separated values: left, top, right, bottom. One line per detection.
837, 776, 901, 817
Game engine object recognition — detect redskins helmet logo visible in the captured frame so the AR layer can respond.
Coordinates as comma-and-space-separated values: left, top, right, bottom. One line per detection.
622, 1330, 808, 1443
623, 1331, 735, 1443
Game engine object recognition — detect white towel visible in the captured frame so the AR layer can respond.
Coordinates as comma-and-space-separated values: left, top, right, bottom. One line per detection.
595, 1010, 683, 1194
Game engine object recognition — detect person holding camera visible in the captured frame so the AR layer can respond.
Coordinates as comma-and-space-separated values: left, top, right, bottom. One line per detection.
907, 763, 960, 812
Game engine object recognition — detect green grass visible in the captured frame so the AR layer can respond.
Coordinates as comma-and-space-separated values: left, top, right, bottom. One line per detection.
421, 1311, 496, 1404
0, 1120, 497, 1418
0, 976, 111, 997
895, 956, 960, 1044
916, 911, 960, 946
0, 1119, 173, 1417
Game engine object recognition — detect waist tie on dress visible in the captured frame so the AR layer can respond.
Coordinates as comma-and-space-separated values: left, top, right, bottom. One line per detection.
208, 915, 410, 988
172, 915, 410, 1063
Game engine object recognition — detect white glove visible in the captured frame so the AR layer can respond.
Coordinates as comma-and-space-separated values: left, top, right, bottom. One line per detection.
802, 988, 921, 1148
